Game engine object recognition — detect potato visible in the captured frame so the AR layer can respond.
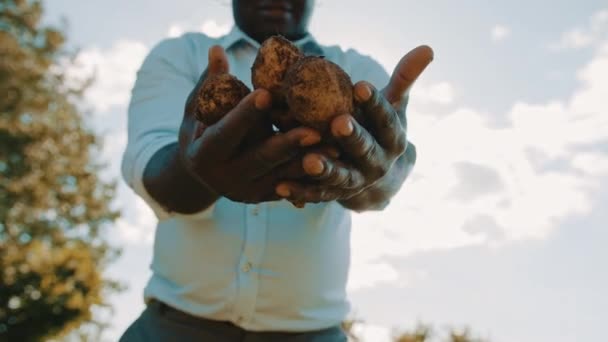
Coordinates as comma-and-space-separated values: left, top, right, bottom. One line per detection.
251, 35, 303, 103
250, 37, 357, 209
284, 56, 354, 132
196, 73, 251, 125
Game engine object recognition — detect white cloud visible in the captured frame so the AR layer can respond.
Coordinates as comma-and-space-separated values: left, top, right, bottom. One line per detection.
114, 195, 156, 245
349, 34, 608, 289
166, 20, 232, 38
96, 131, 157, 246
411, 81, 455, 105
591, 9, 608, 30
351, 323, 392, 342
93, 130, 127, 186
572, 153, 608, 177
348, 262, 399, 291
201, 20, 232, 38
570, 41, 608, 115
64, 40, 160, 247
66, 40, 149, 113
491, 25, 511, 42
64, 40, 158, 247
167, 24, 184, 38
551, 9, 608, 50
556, 29, 594, 49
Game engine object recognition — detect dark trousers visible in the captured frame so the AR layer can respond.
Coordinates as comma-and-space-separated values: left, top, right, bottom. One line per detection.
119, 301, 347, 342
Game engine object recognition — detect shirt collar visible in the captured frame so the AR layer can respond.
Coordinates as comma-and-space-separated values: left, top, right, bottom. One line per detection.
220, 25, 324, 56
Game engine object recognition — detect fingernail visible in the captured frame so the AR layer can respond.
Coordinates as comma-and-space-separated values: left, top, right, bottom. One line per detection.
276, 184, 291, 197
255, 91, 271, 110
336, 117, 354, 137
303, 154, 324, 175
355, 83, 372, 102
419, 44, 435, 62
300, 133, 321, 146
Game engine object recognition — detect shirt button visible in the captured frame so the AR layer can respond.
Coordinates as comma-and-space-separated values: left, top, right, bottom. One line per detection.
251, 206, 259, 216
242, 262, 252, 273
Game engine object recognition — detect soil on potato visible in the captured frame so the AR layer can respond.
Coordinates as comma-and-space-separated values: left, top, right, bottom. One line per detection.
285, 56, 354, 132
251, 35, 303, 102
196, 73, 250, 125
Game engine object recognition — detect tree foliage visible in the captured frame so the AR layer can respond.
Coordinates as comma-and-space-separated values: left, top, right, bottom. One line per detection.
0, 0, 119, 340
343, 319, 490, 342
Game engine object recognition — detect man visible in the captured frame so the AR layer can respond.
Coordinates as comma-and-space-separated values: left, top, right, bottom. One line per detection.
119, 0, 433, 340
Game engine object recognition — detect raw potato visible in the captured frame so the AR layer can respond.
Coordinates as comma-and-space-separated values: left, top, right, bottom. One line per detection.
250, 36, 357, 209
251, 35, 303, 102
285, 56, 354, 132
196, 73, 251, 125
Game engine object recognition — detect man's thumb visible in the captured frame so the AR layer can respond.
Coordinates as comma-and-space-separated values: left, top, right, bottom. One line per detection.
207, 45, 229, 76
384, 45, 434, 104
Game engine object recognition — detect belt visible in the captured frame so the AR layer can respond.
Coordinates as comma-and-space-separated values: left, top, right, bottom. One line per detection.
147, 299, 235, 328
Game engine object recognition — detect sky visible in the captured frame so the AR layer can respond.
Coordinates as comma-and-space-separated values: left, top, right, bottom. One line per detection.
43, 1, 608, 341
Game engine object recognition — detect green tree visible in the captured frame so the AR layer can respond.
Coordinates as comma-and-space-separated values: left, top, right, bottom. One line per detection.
343, 319, 489, 342
392, 324, 488, 342
0, 1, 120, 340
393, 323, 431, 342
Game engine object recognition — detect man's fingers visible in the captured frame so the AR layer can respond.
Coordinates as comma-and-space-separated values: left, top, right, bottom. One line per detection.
274, 158, 309, 180
383, 45, 434, 104
330, 114, 389, 180
275, 182, 337, 204
264, 147, 339, 180
302, 154, 365, 189
353, 83, 407, 156
301, 144, 340, 159
274, 181, 361, 204
235, 126, 321, 179
198, 89, 273, 158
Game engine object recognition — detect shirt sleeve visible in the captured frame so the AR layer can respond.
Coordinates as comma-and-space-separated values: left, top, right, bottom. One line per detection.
120, 35, 202, 220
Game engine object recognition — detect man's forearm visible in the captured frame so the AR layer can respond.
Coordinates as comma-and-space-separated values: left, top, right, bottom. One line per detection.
143, 142, 219, 215
339, 143, 416, 213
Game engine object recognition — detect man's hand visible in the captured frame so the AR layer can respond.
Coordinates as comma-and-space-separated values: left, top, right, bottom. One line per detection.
274, 45, 434, 206
178, 46, 321, 204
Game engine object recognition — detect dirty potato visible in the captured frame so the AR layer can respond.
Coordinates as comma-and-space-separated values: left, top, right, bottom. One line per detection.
284, 56, 354, 132
251, 35, 303, 103
196, 73, 251, 125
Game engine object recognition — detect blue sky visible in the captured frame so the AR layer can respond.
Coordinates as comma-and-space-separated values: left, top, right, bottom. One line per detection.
44, 1, 607, 341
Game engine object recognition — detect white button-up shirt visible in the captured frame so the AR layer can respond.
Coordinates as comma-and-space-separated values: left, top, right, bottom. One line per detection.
121, 26, 390, 332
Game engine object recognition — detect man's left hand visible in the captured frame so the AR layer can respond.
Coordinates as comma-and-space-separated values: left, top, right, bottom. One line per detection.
275, 45, 434, 204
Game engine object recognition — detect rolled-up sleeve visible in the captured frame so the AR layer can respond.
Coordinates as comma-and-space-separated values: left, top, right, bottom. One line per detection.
121, 36, 199, 219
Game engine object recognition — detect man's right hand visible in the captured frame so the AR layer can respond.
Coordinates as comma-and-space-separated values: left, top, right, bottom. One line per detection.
177, 46, 321, 204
